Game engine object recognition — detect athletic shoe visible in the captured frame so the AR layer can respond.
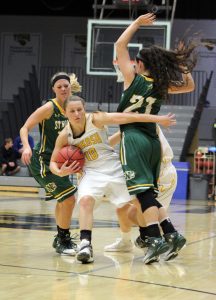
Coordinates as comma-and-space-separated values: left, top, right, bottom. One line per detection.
163, 232, 186, 261
52, 236, 58, 248
104, 238, 134, 252
142, 237, 169, 264
53, 232, 79, 248
134, 236, 148, 249
76, 239, 94, 263
135, 236, 160, 262
53, 234, 77, 256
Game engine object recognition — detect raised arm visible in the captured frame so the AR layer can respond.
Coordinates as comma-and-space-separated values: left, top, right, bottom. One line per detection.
168, 72, 195, 94
168, 40, 195, 94
115, 13, 155, 88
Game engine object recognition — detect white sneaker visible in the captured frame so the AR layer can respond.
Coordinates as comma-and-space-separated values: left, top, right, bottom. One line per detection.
77, 239, 94, 263
104, 238, 134, 252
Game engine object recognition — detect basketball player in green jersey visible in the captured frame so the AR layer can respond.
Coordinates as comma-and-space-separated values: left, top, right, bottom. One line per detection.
20, 72, 82, 256
114, 13, 198, 263
104, 126, 180, 261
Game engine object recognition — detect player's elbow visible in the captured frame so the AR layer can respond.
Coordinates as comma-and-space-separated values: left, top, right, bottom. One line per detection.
183, 73, 195, 92
185, 81, 195, 93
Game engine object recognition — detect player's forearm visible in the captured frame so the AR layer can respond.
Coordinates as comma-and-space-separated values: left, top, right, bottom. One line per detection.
20, 127, 31, 149
134, 114, 165, 123
115, 20, 140, 49
104, 112, 166, 125
115, 14, 155, 49
50, 161, 61, 176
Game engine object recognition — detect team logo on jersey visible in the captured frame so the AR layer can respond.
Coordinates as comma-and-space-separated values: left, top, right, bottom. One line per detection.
124, 170, 135, 181
54, 120, 68, 130
45, 182, 57, 193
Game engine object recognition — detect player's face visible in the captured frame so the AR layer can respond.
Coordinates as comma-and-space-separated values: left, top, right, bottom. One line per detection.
65, 101, 85, 125
52, 79, 71, 102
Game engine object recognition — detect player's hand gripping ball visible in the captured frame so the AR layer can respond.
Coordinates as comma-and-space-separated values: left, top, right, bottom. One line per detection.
56, 145, 85, 170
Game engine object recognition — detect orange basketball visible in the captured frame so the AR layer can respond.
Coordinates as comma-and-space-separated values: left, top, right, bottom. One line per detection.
56, 145, 85, 170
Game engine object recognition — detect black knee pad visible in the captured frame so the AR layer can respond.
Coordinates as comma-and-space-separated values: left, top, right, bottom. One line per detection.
137, 189, 160, 213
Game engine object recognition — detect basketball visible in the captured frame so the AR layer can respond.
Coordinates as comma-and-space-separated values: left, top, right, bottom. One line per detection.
56, 145, 85, 170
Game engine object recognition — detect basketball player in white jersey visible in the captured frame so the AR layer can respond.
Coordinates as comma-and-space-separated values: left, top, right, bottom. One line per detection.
50, 95, 176, 263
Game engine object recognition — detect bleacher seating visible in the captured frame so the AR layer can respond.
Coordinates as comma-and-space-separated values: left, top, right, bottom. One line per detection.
0, 102, 195, 194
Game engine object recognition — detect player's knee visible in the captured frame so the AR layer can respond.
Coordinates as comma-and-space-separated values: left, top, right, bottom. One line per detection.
116, 205, 126, 215
137, 189, 161, 213
116, 204, 130, 216
79, 196, 95, 211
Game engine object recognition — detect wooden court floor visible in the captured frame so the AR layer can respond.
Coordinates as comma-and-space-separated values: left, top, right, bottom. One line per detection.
0, 193, 216, 300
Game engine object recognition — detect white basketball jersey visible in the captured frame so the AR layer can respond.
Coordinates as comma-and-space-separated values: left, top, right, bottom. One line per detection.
66, 113, 123, 176
157, 125, 174, 162
157, 125, 177, 208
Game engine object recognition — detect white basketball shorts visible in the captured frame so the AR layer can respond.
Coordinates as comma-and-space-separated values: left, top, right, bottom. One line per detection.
77, 170, 133, 208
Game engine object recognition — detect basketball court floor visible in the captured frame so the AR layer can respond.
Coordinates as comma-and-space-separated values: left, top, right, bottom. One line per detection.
0, 193, 216, 300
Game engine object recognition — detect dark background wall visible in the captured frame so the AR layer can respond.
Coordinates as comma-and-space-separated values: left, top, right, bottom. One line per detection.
0, 0, 216, 20
0, 0, 215, 147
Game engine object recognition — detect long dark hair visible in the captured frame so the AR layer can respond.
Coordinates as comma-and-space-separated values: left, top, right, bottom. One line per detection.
136, 39, 198, 99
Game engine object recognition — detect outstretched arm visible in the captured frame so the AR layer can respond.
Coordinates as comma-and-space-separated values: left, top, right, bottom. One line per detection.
115, 13, 156, 88
93, 111, 176, 128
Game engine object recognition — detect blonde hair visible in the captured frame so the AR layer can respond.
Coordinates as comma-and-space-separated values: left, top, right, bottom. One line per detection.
50, 71, 82, 94
69, 73, 82, 94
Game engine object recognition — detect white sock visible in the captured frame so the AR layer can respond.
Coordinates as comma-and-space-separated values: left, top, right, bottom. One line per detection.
121, 231, 132, 241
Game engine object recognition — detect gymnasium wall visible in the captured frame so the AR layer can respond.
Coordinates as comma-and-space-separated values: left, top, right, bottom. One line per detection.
0, 16, 215, 103
0, 15, 215, 146
172, 19, 216, 107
